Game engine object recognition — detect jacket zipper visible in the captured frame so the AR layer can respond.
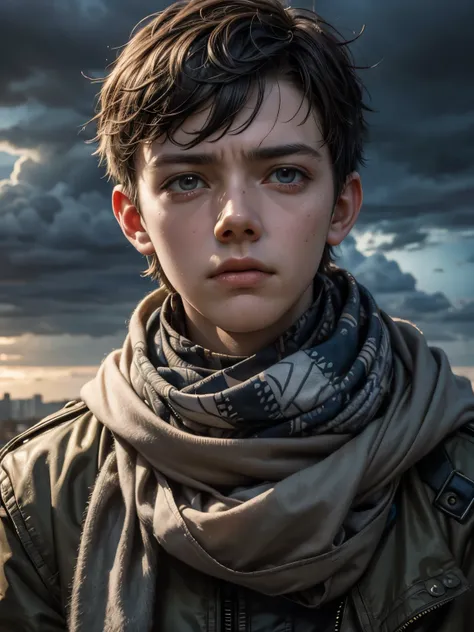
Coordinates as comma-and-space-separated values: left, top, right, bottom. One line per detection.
237, 591, 247, 632
221, 584, 247, 632
395, 596, 454, 632
223, 596, 234, 632
222, 584, 235, 632
334, 598, 346, 632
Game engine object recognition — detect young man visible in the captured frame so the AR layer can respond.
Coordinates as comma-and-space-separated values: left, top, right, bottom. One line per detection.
1, 1, 474, 630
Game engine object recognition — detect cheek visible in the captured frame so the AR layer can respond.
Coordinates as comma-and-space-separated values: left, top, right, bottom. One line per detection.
275, 205, 331, 277
282, 204, 331, 248
307, 217, 330, 243
150, 214, 204, 277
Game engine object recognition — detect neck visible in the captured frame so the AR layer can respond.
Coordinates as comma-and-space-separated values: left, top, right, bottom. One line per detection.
182, 285, 314, 356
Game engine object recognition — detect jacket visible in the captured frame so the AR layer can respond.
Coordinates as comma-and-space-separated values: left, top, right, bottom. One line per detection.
1, 399, 474, 632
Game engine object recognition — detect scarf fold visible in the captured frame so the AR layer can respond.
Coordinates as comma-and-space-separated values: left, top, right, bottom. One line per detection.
68, 270, 474, 632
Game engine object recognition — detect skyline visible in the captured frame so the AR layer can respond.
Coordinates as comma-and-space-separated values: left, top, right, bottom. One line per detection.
0, 390, 69, 421
0, 0, 473, 401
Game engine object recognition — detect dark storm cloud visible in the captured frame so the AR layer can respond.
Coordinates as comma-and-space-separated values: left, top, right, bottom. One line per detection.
338, 236, 474, 343
337, 237, 417, 294
435, 301, 474, 343
359, 184, 474, 228
1, 0, 128, 110
315, 0, 474, 246
15, 151, 110, 198
0, 0, 473, 340
376, 228, 430, 253
0, 0, 170, 110
0, 0, 170, 197
0, 183, 143, 281
0, 182, 61, 222
368, 118, 474, 182
0, 178, 152, 336
443, 301, 474, 324
394, 292, 452, 316
0, 266, 153, 338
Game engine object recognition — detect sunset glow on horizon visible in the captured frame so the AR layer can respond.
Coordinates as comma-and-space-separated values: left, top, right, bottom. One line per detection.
0, 365, 99, 402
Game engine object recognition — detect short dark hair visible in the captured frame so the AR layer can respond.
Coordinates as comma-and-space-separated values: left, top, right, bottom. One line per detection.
90, 0, 370, 287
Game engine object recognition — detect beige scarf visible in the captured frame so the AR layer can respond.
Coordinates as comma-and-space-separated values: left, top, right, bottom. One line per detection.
69, 285, 474, 631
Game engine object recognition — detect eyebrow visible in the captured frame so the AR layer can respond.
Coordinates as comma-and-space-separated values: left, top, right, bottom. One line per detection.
148, 143, 323, 169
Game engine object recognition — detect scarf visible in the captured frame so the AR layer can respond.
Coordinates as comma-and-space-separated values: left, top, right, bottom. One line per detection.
69, 270, 474, 631
145, 272, 392, 438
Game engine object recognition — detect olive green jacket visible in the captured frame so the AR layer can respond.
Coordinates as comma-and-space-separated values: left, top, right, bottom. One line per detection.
1, 400, 474, 632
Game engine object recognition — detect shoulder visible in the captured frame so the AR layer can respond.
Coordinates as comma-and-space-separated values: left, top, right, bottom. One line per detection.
447, 422, 474, 473
419, 422, 474, 522
412, 422, 474, 571
0, 399, 111, 506
0, 400, 112, 600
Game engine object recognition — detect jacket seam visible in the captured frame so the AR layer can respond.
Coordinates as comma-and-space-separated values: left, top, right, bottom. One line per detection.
0, 467, 62, 606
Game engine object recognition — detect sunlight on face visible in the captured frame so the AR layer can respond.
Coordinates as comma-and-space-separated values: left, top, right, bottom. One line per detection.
132, 80, 358, 353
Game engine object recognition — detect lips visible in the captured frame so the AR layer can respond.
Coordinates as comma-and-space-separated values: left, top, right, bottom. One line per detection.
211, 258, 273, 277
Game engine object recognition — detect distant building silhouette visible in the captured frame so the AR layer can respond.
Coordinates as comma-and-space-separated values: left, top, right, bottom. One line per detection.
0, 392, 69, 422
0, 392, 70, 447
0, 393, 11, 422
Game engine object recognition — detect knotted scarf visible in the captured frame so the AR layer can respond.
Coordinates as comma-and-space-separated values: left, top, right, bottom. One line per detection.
69, 270, 474, 631
145, 272, 392, 438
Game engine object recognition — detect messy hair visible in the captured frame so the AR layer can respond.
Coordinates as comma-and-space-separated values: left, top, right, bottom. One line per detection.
90, 0, 370, 287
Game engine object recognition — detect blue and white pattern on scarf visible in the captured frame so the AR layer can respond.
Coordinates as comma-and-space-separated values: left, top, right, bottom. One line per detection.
146, 269, 393, 439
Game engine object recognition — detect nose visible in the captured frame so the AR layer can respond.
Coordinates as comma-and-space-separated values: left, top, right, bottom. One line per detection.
214, 192, 262, 244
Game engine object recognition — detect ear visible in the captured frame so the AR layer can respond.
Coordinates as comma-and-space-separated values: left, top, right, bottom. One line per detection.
112, 185, 155, 256
326, 172, 363, 246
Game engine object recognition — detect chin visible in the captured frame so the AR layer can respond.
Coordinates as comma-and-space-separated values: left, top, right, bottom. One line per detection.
208, 297, 291, 335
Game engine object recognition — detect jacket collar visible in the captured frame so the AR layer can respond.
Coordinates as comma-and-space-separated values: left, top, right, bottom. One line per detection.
351, 469, 469, 632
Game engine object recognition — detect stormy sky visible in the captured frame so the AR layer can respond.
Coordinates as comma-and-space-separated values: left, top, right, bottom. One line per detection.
0, 0, 473, 399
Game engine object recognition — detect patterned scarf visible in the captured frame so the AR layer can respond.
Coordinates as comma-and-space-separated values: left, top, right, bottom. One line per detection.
146, 270, 393, 439
70, 269, 474, 631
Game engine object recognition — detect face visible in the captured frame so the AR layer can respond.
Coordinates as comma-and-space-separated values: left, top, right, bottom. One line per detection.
113, 80, 362, 354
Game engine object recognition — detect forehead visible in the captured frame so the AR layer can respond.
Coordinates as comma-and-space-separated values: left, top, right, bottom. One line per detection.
140, 80, 327, 166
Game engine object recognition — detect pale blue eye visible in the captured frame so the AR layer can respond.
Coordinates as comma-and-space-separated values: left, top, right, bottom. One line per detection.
269, 168, 303, 184
168, 175, 205, 192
